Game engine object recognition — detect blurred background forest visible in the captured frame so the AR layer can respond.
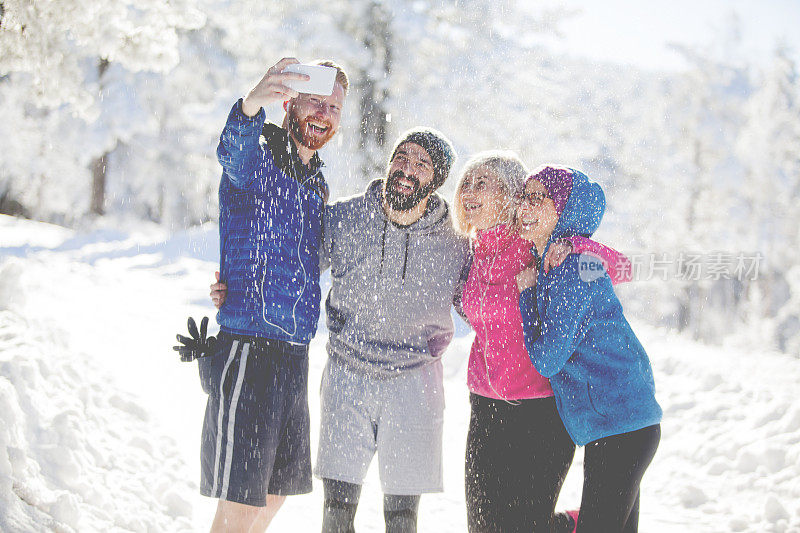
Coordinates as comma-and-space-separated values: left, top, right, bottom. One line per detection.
1, 0, 799, 355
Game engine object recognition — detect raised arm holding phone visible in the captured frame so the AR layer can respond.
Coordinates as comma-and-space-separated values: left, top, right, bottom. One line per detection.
179, 56, 349, 533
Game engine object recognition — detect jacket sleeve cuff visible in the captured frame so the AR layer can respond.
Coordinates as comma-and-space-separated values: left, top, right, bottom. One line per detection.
228, 98, 266, 134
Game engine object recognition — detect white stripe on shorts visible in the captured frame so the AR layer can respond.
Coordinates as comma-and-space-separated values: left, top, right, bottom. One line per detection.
220, 342, 250, 500
211, 339, 239, 496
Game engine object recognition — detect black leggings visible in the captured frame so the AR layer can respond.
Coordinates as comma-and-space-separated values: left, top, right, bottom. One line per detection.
465, 394, 576, 533
576, 424, 661, 533
322, 478, 420, 533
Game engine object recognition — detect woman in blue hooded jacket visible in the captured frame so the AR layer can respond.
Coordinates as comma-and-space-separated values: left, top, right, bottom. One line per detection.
516, 165, 662, 533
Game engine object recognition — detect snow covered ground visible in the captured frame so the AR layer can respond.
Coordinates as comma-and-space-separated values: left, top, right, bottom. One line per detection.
1, 213, 799, 532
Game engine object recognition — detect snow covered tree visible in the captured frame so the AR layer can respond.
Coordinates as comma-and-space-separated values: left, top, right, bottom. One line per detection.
0, 0, 204, 218
0, 0, 204, 112
341, 1, 394, 183
738, 44, 800, 353
653, 35, 750, 340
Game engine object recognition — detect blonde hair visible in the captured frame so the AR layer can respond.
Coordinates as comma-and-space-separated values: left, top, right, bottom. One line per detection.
453, 150, 529, 236
312, 59, 350, 94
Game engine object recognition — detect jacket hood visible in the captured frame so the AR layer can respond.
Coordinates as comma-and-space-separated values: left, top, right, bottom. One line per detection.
365, 178, 452, 234
549, 169, 605, 242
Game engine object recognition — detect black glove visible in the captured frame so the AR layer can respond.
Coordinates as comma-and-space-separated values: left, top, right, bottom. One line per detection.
173, 316, 217, 362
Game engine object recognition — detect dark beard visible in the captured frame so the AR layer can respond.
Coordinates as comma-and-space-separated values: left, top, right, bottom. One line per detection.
287, 109, 334, 151
383, 170, 436, 212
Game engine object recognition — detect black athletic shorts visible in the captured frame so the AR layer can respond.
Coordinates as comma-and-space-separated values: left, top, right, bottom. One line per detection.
199, 331, 312, 506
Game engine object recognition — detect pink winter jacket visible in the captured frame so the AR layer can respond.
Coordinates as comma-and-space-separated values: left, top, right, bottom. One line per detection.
463, 224, 629, 401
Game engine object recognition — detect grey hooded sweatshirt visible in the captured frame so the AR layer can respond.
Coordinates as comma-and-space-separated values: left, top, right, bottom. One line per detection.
321, 179, 471, 377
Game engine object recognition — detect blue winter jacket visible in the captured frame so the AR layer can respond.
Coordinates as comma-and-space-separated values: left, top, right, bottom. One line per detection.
216, 100, 328, 343
519, 169, 662, 446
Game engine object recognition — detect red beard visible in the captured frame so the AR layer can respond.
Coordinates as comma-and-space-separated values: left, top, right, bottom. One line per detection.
287, 110, 335, 151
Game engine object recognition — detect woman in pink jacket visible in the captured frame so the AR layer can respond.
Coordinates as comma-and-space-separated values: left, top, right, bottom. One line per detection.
454, 151, 628, 533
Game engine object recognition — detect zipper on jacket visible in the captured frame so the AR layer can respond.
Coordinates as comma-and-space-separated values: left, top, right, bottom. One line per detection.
401, 233, 410, 281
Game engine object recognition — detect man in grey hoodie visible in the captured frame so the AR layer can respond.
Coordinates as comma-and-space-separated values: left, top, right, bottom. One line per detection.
316, 128, 470, 532
212, 128, 470, 532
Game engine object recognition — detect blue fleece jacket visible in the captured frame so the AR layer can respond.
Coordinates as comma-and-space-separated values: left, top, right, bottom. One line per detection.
519, 169, 662, 446
215, 100, 328, 343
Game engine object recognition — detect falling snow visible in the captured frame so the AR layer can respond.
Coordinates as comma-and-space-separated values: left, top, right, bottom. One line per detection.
1, 216, 799, 531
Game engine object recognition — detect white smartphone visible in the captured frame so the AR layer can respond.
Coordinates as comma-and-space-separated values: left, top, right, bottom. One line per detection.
282, 64, 337, 96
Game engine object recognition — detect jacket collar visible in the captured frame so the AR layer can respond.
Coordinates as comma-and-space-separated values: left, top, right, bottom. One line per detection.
262, 123, 328, 201
474, 224, 519, 256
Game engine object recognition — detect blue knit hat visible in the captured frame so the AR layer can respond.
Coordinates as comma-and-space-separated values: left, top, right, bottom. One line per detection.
390, 127, 456, 190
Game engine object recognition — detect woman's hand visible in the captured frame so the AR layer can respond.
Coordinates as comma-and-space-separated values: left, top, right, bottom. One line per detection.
543, 238, 573, 273
516, 267, 538, 292
210, 271, 228, 309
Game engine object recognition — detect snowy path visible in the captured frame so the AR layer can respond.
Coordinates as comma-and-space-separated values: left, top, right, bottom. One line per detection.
1, 214, 799, 532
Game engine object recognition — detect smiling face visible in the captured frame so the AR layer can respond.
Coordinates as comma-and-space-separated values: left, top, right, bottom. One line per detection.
458, 164, 510, 232
286, 82, 345, 151
383, 142, 437, 212
517, 179, 559, 244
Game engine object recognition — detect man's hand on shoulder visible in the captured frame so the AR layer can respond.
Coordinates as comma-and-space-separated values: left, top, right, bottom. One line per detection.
210, 271, 228, 309
241, 57, 310, 117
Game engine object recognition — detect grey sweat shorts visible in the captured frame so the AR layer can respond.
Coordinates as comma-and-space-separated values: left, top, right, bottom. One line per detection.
314, 356, 445, 495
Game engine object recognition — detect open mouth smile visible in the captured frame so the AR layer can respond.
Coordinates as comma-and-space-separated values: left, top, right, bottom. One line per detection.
306, 120, 330, 135
394, 176, 417, 195
519, 215, 538, 229
463, 200, 481, 213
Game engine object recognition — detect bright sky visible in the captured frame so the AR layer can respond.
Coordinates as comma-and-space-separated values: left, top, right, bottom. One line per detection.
528, 0, 800, 70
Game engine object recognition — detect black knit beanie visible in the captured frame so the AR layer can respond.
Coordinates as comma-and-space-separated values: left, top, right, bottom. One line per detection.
389, 127, 456, 190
